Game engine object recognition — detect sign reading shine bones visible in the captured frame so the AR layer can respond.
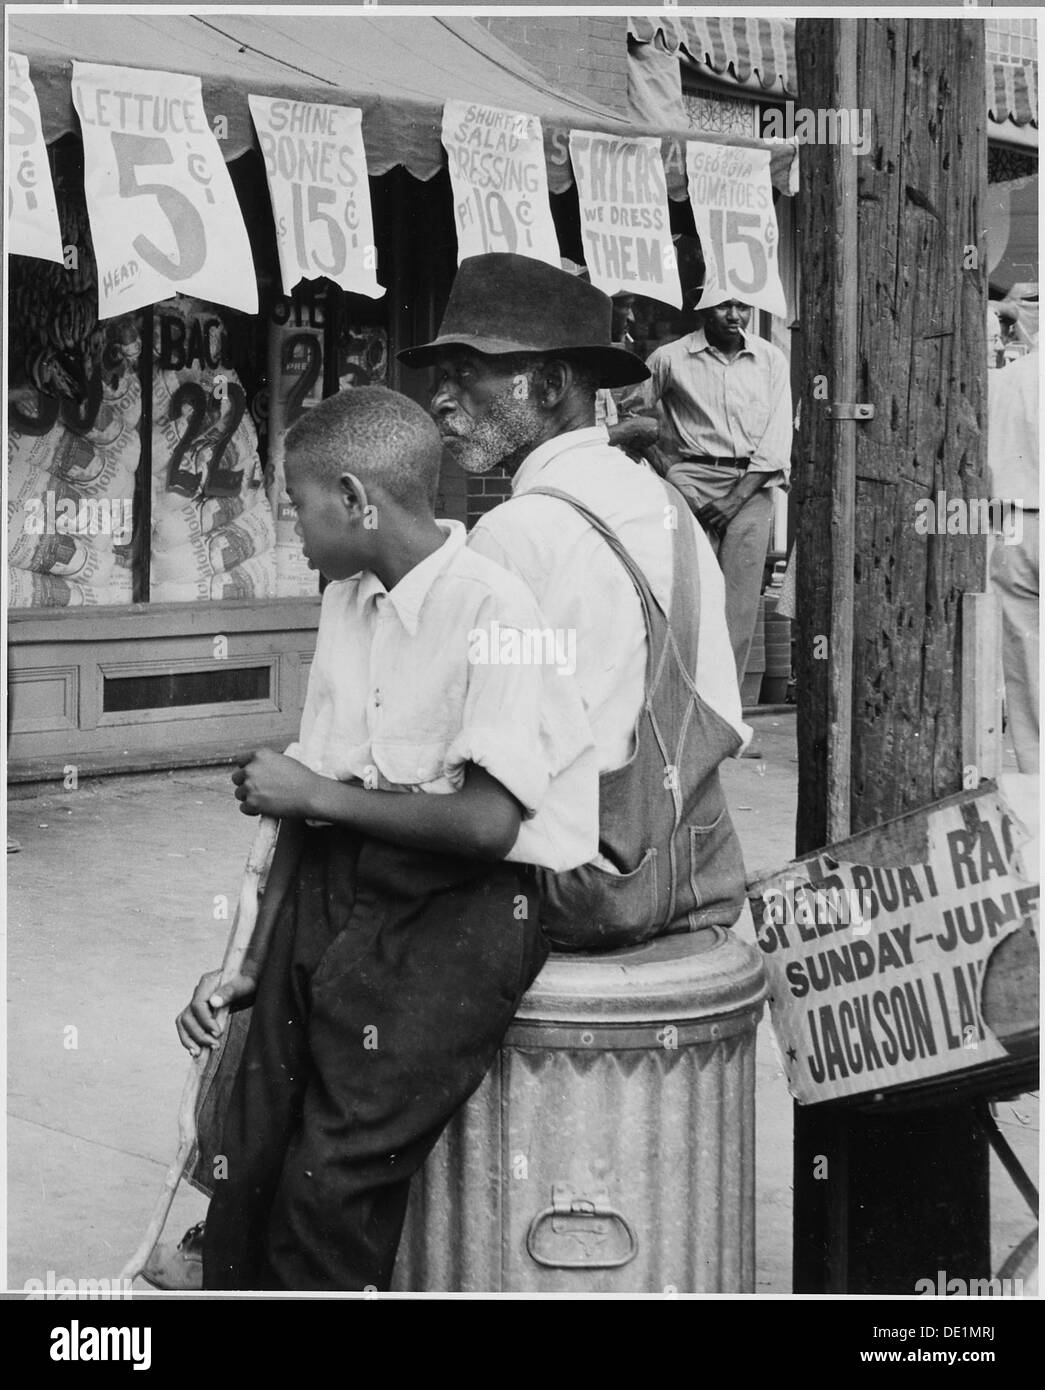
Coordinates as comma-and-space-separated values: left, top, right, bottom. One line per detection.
249, 96, 384, 301
749, 780, 1040, 1105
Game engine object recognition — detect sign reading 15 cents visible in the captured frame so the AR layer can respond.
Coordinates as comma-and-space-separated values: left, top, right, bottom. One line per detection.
248, 96, 384, 300
72, 62, 257, 319
686, 139, 787, 318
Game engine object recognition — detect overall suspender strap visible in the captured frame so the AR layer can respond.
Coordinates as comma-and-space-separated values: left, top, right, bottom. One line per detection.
523, 482, 702, 675
525, 486, 664, 622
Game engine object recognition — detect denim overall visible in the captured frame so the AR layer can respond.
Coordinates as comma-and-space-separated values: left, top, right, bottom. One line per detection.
526, 482, 747, 950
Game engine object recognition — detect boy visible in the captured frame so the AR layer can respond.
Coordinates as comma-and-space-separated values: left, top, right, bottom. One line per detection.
174, 386, 596, 1290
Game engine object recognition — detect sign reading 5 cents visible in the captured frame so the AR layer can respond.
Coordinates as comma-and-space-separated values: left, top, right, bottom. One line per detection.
72, 62, 257, 319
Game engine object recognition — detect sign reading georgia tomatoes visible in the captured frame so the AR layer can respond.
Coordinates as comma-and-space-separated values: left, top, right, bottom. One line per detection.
72, 62, 257, 319
442, 100, 560, 268
248, 96, 384, 301
686, 140, 787, 319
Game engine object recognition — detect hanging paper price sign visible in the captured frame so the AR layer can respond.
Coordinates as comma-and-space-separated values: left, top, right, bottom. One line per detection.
570, 131, 680, 307
249, 97, 384, 300
6, 53, 64, 263
686, 140, 786, 317
442, 100, 559, 267
72, 62, 257, 319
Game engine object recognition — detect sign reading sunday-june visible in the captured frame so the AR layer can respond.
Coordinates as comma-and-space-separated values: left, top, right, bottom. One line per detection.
570, 131, 681, 307
72, 62, 257, 318
686, 139, 786, 318
442, 99, 559, 266
6, 53, 64, 263
249, 96, 384, 300
750, 781, 1039, 1105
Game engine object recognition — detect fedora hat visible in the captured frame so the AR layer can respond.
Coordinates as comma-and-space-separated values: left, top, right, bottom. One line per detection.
397, 252, 650, 388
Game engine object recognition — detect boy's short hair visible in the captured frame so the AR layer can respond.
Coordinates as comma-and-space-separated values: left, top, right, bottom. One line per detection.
284, 385, 441, 508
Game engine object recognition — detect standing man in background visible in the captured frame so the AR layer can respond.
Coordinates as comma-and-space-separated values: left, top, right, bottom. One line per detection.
642, 297, 792, 694
988, 328, 1039, 774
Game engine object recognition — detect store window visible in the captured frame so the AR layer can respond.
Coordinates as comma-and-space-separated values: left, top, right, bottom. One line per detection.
8, 140, 395, 612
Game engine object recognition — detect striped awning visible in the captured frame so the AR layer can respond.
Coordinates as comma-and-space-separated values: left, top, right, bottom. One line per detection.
629, 14, 1037, 135
988, 59, 1038, 129
628, 15, 796, 97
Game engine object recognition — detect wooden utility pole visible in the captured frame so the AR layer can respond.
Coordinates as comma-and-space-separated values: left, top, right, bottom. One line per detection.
792, 17, 990, 1293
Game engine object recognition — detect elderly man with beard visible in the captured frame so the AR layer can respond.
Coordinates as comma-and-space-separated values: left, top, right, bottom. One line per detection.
400, 252, 749, 950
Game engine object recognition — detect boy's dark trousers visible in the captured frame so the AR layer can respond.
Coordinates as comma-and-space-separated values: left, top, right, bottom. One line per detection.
196, 824, 546, 1291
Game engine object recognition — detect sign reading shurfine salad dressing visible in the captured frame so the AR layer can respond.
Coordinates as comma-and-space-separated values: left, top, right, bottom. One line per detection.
72, 62, 257, 318
750, 781, 1039, 1104
442, 99, 559, 266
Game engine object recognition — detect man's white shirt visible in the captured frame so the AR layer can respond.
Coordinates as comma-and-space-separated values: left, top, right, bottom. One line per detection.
467, 426, 750, 774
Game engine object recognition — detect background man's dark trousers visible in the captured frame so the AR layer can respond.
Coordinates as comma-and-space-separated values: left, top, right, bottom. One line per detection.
667, 459, 774, 682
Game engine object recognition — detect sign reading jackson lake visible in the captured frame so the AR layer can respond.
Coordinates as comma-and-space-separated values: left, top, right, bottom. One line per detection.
749, 780, 1039, 1104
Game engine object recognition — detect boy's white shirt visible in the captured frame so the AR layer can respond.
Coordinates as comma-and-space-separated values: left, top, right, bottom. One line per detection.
284, 520, 598, 873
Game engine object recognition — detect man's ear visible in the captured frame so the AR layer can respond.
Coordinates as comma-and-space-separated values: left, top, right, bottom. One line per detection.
538, 359, 572, 408
338, 471, 370, 518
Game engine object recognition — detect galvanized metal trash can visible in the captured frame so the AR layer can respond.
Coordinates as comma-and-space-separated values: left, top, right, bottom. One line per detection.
391, 926, 766, 1293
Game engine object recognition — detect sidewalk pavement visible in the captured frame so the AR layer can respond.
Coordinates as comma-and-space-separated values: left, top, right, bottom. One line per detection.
5, 711, 1037, 1293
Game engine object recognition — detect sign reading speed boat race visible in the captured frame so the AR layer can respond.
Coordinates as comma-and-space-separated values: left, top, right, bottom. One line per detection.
442, 99, 559, 267
749, 781, 1040, 1104
72, 62, 257, 318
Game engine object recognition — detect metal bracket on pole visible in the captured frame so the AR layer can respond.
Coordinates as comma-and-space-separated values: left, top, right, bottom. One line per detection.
825, 402, 876, 420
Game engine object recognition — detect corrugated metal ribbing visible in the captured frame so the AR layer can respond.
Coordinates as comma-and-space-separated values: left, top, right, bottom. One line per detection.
392, 933, 764, 1292
391, 1063, 503, 1292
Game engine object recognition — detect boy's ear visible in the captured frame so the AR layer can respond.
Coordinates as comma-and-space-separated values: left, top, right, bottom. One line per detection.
338, 471, 369, 517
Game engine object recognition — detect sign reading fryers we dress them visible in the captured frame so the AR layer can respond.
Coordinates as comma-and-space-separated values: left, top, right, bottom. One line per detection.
248, 96, 384, 300
442, 100, 559, 266
72, 63, 257, 319
6, 53, 64, 263
686, 140, 786, 318
570, 132, 681, 307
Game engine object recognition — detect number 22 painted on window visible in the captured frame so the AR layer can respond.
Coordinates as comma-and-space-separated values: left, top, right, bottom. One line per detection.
111, 131, 207, 281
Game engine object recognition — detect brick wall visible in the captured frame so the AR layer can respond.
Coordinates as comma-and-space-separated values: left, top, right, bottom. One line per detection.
477, 15, 630, 115
466, 470, 513, 529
